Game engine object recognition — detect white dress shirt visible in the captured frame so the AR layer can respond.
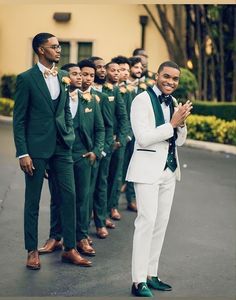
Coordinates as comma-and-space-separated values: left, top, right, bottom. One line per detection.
37, 62, 60, 100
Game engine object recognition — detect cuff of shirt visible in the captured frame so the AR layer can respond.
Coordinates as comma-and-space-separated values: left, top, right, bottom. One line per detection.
18, 154, 29, 159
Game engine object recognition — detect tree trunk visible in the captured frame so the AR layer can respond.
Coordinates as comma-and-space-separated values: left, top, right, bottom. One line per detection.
232, 7, 236, 102
219, 8, 225, 101
195, 6, 203, 100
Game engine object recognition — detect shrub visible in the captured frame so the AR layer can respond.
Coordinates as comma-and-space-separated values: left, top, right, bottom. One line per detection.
0, 98, 14, 116
0, 75, 17, 99
173, 68, 198, 101
191, 101, 236, 121
186, 115, 236, 145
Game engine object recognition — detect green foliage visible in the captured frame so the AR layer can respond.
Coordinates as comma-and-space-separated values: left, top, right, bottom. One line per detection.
1, 75, 16, 99
192, 101, 236, 121
0, 98, 14, 116
173, 68, 198, 101
186, 115, 236, 145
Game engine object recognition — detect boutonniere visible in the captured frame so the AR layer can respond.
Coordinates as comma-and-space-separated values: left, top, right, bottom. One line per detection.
94, 94, 100, 103
104, 82, 113, 90
146, 79, 155, 87
81, 92, 92, 102
139, 82, 147, 90
119, 86, 127, 94
62, 76, 71, 91
173, 98, 178, 108
126, 85, 135, 92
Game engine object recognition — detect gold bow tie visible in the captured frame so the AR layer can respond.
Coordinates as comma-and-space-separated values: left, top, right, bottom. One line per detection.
69, 90, 78, 101
44, 66, 58, 78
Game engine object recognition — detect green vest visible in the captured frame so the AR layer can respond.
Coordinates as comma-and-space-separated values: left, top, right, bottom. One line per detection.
146, 87, 177, 172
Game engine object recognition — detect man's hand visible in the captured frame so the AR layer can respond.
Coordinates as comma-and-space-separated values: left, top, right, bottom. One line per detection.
113, 141, 121, 151
19, 156, 35, 176
83, 152, 97, 165
170, 100, 192, 128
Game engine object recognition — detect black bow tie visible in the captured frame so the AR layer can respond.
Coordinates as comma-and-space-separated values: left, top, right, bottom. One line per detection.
158, 94, 172, 106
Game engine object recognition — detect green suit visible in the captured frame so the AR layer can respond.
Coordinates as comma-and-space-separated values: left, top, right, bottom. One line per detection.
72, 92, 105, 241
93, 84, 128, 226
13, 64, 76, 251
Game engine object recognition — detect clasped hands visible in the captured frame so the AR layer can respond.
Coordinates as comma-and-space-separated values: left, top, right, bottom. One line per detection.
170, 100, 193, 128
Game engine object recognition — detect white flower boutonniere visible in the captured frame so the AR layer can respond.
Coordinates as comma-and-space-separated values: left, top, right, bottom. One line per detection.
82, 92, 92, 102
119, 86, 127, 94
62, 76, 71, 91
104, 82, 113, 90
139, 82, 147, 90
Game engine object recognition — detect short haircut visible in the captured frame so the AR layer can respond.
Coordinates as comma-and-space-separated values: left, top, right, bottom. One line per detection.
111, 55, 130, 66
78, 59, 96, 72
132, 48, 144, 56
32, 32, 55, 54
157, 61, 180, 73
105, 61, 119, 69
61, 63, 78, 72
129, 56, 142, 67
89, 56, 103, 63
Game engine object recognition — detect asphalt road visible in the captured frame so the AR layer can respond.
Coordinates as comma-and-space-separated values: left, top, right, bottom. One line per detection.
0, 123, 235, 298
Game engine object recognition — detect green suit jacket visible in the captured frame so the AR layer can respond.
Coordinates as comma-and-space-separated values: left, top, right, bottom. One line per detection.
72, 93, 105, 160
13, 64, 75, 158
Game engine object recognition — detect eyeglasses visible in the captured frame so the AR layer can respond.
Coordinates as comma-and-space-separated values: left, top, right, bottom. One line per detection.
43, 45, 61, 51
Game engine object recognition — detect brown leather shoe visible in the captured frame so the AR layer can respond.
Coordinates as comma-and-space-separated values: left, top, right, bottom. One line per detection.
96, 227, 109, 239
87, 235, 93, 245
110, 208, 121, 220
105, 218, 116, 229
26, 250, 41, 270
61, 248, 92, 267
77, 239, 96, 256
127, 201, 137, 212
38, 239, 63, 254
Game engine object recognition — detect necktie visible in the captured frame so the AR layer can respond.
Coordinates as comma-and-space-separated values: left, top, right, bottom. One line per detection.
158, 93, 172, 106
44, 66, 58, 78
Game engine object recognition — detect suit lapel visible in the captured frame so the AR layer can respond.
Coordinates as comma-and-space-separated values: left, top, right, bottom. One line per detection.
55, 71, 66, 115
31, 65, 54, 112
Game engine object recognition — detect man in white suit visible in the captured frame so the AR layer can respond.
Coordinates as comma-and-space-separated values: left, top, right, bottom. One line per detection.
126, 61, 192, 297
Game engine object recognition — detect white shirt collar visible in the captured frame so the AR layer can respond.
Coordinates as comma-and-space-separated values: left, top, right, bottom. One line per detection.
37, 61, 55, 73
152, 85, 162, 97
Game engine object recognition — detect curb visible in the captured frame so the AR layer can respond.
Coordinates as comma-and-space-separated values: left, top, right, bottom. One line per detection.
0, 115, 12, 124
185, 139, 236, 155
0, 115, 235, 155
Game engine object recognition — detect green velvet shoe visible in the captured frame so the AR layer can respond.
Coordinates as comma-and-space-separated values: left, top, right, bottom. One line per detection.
131, 282, 153, 297
147, 276, 172, 291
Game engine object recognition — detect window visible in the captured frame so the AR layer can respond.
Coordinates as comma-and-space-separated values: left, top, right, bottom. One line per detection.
57, 42, 70, 69
77, 42, 93, 62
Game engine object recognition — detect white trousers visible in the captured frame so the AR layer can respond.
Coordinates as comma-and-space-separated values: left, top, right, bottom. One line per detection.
132, 168, 176, 283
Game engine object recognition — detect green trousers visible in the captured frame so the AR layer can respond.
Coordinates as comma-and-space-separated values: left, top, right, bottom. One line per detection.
107, 145, 125, 211
24, 144, 76, 250
93, 153, 112, 228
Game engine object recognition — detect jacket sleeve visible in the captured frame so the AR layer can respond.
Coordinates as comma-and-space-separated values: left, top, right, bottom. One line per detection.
114, 88, 129, 146
100, 94, 114, 154
92, 101, 105, 158
13, 74, 30, 157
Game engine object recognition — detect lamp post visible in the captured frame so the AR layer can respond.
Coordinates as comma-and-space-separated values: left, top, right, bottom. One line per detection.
139, 15, 148, 49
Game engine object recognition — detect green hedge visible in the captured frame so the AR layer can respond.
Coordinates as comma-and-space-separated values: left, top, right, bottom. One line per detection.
191, 101, 236, 121
0, 75, 16, 99
186, 115, 236, 145
0, 98, 14, 116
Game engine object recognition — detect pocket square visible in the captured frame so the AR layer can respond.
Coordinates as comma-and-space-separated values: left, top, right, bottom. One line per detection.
85, 107, 92, 113
108, 96, 114, 102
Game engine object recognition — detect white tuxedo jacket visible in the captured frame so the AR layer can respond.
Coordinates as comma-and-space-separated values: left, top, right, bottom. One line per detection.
126, 90, 187, 184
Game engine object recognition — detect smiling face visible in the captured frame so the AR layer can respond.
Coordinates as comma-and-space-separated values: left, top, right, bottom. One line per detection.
38, 37, 61, 66
156, 66, 180, 95
130, 62, 143, 80
106, 63, 120, 84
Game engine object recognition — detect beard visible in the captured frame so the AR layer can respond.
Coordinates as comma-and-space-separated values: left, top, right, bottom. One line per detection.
130, 72, 141, 80
94, 75, 106, 85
